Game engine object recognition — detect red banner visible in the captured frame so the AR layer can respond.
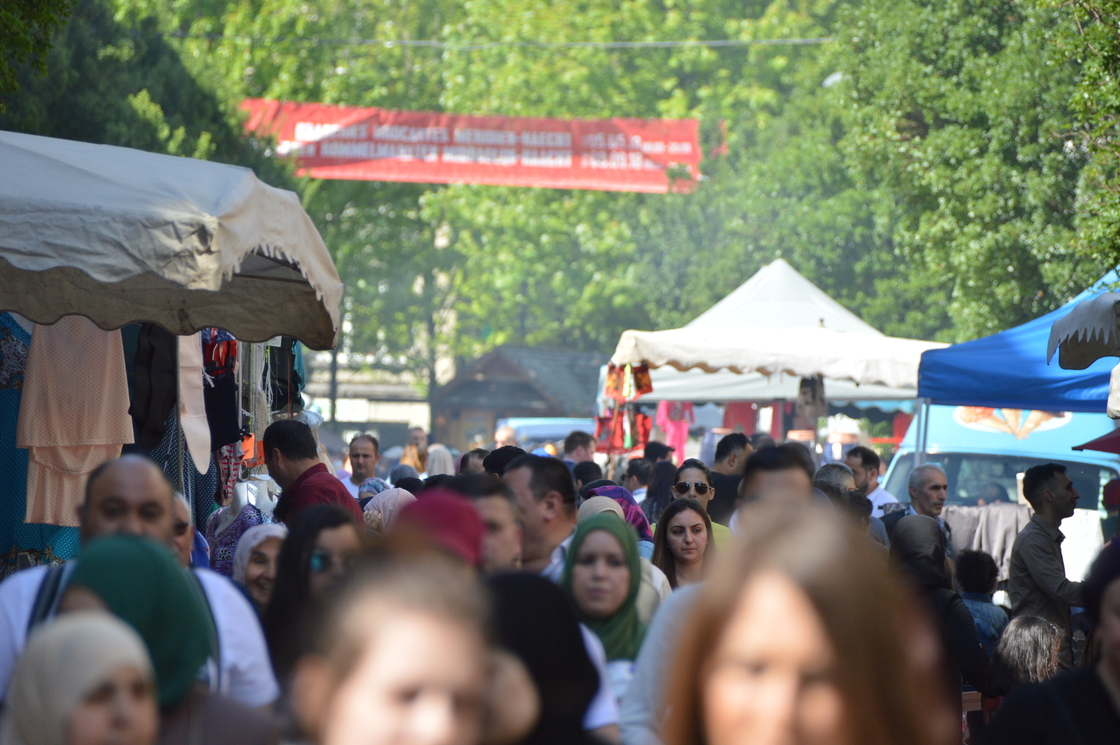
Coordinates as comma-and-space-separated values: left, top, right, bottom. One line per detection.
240, 99, 700, 193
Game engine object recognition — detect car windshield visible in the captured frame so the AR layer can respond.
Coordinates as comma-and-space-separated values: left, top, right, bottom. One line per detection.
884, 453, 1114, 512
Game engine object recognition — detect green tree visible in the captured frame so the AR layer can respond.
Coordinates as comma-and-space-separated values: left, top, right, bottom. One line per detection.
835, 0, 1104, 340
0, 0, 290, 184
1042, 0, 1120, 281
0, 0, 76, 106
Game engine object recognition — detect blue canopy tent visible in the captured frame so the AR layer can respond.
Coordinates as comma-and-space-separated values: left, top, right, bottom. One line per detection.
918, 273, 1119, 413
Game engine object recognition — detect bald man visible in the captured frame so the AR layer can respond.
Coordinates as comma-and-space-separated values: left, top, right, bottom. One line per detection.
0, 455, 279, 707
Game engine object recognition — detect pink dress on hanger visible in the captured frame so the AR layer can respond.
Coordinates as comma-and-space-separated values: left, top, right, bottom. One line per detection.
655, 401, 694, 463
17, 316, 134, 526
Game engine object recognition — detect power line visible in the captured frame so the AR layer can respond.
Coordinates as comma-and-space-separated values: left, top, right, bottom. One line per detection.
168, 32, 833, 50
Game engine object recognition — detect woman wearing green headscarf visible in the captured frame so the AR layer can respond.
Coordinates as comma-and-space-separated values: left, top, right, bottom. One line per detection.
59, 535, 278, 745
561, 512, 647, 708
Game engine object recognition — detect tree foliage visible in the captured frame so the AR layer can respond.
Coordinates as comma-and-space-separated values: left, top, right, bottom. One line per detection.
0, 0, 76, 106
836, 0, 1102, 340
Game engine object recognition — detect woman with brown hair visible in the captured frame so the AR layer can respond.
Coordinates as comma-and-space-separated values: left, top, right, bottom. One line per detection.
663, 504, 958, 745
650, 497, 714, 589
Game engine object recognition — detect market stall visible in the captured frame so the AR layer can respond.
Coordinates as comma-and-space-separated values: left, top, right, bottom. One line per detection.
597, 260, 945, 454
0, 130, 342, 573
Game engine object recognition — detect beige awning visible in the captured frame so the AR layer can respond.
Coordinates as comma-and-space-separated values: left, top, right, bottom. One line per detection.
0, 130, 342, 349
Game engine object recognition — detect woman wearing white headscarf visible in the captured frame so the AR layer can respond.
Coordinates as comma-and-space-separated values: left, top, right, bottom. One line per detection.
232, 524, 289, 613
1, 612, 158, 745
425, 443, 455, 476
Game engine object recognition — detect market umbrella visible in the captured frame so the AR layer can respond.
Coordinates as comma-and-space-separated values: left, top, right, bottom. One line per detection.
0, 130, 341, 349
1072, 427, 1120, 455
610, 326, 947, 390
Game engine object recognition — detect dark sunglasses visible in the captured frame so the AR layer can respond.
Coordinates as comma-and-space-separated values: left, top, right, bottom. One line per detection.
309, 551, 354, 574
673, 481, 711, 495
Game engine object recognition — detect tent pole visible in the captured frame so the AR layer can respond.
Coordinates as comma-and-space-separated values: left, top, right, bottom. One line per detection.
174, 335, 186, 498
916, 397, 930, 466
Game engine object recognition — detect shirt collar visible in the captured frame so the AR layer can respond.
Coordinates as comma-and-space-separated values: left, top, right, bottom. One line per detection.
1030, 512, 1065, 543
906, 503, 945, 527
288, 462, 328, 491
541, 532, 575, 583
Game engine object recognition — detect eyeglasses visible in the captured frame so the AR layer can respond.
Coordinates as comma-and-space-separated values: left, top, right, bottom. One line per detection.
309, 551, 355, 574
673, 481, 711, 495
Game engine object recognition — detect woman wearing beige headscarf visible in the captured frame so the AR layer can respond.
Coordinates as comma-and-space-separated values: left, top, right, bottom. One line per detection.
577, 496, 625, 523
362, 488, 417, 534
1, 612, 158, 745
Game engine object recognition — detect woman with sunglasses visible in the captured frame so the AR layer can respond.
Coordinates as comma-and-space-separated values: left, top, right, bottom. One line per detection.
262, 505, 362, 687
672, 459, 733, 549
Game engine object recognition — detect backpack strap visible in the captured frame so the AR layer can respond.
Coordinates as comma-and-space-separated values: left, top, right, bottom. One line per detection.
26, 563, 70, 635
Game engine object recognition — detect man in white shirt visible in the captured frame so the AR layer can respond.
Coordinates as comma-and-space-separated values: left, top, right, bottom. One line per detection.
339, 433, 379, 498
0, 455, 279, 707
844, 445, 899, 518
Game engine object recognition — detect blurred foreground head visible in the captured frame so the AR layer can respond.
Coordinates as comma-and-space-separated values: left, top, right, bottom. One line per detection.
664, 504, 956, 745
290, 547, 492, 745
737, 445, 813, 509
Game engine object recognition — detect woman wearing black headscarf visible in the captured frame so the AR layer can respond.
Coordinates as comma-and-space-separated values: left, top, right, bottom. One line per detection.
890, 515, 996, 699
487, 574, 604, 745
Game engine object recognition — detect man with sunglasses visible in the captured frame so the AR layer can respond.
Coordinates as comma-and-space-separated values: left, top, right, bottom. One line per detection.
0, 456, 279, 708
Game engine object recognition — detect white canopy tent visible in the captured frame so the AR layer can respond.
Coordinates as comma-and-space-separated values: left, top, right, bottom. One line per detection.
0, 130, 342, 349
620, 259, 941, 402
611, 325, 947, 390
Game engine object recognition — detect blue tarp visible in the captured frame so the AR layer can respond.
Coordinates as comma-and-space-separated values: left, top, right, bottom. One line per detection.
918, 273, 1119, 412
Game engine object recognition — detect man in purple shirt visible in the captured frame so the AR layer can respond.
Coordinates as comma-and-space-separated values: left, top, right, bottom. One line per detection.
264, 420, 363, 526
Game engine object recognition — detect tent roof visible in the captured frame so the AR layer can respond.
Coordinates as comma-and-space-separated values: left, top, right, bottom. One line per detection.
0, 130, 342, 349
918, 272, 1119, 412
625, 258, 918, 403
611, 326, 945, 389
687, 258, 883, 335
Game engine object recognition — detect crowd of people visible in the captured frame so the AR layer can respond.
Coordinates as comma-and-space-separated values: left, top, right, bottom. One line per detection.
0, 421, 1118, 745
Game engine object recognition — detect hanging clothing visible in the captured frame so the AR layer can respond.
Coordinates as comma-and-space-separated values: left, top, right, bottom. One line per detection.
202, 329, 240, 451
655, 401, 693, 461
268, 337, 305, 412
0, 314, 81, 572
216, 442, 242, 505
16, 316, 134, 527
129, 323, 178, 449
205, 503, 264, 579
122, 410, 219, 530
178, 334, 211, 476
